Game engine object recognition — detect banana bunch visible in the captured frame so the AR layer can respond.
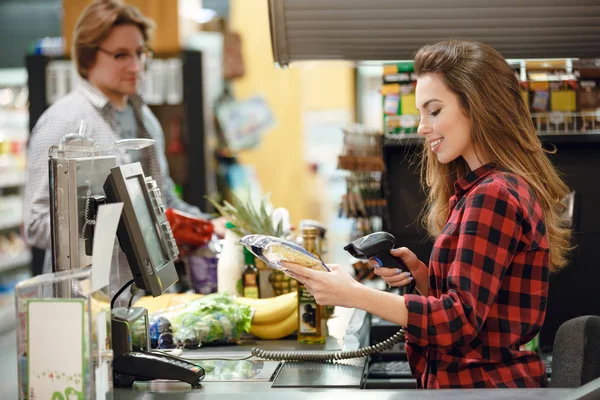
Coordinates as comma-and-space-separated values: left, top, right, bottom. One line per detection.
235, 291, 298, 340
134, 292, 204, 314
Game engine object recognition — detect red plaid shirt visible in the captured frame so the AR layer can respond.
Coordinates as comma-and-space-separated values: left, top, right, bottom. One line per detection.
404, 164, 549, 389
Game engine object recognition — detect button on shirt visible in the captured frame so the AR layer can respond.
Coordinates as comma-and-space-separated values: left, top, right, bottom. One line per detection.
24, 79, 209, 273
403, 164, 549, 388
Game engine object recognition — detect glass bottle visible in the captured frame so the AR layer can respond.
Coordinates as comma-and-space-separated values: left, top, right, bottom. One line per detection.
297, 227, 326, 344
242, 248, 260, 298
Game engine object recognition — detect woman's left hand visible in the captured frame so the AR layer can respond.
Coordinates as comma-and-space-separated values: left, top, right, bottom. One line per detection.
280, 263, 360, 308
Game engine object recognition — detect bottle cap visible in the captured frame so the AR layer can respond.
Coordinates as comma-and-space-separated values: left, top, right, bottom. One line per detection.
302, 226, 318, 237
243, 248, 255, 265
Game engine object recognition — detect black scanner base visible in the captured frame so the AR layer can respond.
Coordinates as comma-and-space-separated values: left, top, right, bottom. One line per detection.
113, 351, 205, 388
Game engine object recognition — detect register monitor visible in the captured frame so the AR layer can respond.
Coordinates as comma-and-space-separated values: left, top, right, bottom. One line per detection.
103, 163, 205, 388
103, 162, 180, 296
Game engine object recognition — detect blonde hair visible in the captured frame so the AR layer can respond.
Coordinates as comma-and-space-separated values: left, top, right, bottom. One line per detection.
414, 40, 572, 272
73, 0, 154, 79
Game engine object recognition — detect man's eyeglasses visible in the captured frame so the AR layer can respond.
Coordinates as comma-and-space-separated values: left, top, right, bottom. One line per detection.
97, 47, 153, 70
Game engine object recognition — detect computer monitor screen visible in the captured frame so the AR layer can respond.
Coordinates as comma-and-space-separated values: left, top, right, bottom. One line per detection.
104, 162, 179, 296
124, 176, 168, 267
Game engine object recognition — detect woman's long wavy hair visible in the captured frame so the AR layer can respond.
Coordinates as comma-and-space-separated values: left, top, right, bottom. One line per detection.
414, 40, 571, 272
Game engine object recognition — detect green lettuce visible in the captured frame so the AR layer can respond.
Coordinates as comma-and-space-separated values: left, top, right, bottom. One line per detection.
154, 292, 252, 348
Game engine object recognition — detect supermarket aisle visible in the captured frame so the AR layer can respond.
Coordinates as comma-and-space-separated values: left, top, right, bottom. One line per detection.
0, 329, 17, 399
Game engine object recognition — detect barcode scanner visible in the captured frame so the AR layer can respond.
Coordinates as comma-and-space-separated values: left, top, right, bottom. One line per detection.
344, 232, 416, 295
251, 230, 413, 362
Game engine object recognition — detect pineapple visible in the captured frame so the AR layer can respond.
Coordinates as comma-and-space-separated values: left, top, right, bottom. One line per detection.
207, 192, 286, 238
269, 270, 298, 295
208, 193, 296, 294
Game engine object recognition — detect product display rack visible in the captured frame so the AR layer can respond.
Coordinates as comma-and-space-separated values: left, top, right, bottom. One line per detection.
0, 67, 31, 334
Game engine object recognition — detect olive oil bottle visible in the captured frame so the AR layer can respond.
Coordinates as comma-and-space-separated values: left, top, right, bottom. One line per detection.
242, 248, 260, 298
297, 227, 326, 344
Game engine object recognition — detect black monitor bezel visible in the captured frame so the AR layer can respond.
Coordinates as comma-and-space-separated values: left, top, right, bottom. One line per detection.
103, 162, 178, 297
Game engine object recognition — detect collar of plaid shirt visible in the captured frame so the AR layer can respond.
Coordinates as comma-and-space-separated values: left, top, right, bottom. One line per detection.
405, 162, 549, 388
453, 163, 497, 197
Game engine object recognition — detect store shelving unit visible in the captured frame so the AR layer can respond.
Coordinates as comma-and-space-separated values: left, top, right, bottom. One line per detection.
0, 67, 31, 333
0, 174, 25, 190
0, 218, 22, 232
383, 111, 600, 147
0, 252, 32, 274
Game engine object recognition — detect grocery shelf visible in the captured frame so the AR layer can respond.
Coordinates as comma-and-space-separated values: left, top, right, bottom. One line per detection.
0, 68, 27, 88
383, 111, 600, 147
0, 251, 31, 273
538, 131, 600, 144
0, 218, 21, 231
382, 133, 421, 146
383, 131, 600, 147
0, 173, 26, 189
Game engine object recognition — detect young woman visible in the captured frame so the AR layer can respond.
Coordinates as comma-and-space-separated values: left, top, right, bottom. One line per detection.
283, 40, 571, 389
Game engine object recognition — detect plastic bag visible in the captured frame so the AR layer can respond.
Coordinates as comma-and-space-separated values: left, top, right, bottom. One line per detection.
238, 234, 329, 272
136, 292, 252, 349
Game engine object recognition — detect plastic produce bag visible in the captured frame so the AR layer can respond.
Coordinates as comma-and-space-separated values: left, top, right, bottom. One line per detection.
238, 234, 329, 272
136, 292, 252, 349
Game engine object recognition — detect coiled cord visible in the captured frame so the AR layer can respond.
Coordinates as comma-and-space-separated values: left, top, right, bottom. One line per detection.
250, 329, 405, 362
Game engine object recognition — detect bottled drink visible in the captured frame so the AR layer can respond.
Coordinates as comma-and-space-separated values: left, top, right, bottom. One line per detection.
242, 248, 260, 298
297, 227, 326, 344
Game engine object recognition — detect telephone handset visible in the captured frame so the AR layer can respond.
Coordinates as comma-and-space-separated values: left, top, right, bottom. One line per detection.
113, 351, 205, 388
252, 232, 413, 362
111, 306, 205, 387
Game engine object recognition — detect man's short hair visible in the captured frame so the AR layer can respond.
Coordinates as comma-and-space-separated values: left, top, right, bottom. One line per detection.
73, 0, 154, 79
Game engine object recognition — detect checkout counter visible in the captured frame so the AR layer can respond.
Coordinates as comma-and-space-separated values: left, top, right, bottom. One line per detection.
18, 137, 600, 400
108, 306, 600, 399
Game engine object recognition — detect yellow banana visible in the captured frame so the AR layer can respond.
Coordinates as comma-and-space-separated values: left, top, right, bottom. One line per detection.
133, 293, 206, 313
168, 293, 204, 308
234, 291, 296, 308
235, 291, 297, 325
249, 308, 298, 340
134, 293, 179, 313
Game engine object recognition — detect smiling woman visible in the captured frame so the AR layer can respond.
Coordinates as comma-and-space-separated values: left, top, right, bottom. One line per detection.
414, 41, 571, 271
415, 75, 478, 169
284, 40, 573, 390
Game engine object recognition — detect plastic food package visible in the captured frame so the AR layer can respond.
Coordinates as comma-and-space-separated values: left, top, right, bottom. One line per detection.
134, 292, 252, 349
238, 234, 329, 272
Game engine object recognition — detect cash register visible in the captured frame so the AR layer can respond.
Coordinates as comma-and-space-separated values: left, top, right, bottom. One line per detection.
103, 162, 205, 388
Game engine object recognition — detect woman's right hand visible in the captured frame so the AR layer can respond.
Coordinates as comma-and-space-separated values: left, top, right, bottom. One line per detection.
371, 247, 429, 295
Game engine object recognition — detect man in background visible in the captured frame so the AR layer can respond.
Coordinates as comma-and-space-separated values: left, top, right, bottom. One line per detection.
24, 0, 225, 277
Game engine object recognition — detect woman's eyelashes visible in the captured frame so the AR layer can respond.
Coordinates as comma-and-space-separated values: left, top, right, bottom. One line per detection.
416, 108, 440, 124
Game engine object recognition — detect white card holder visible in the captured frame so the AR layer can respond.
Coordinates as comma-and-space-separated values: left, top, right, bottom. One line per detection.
15, 267, 113, 400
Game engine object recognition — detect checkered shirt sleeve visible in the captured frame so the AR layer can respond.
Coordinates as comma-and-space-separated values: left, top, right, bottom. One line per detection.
404, 181, 522, 349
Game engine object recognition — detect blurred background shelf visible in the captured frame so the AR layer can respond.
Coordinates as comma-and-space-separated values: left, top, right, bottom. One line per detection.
383, 132, 600, 147
0, 251, 31, 273
0, 219, 21, 232
0, 174, 26, 189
